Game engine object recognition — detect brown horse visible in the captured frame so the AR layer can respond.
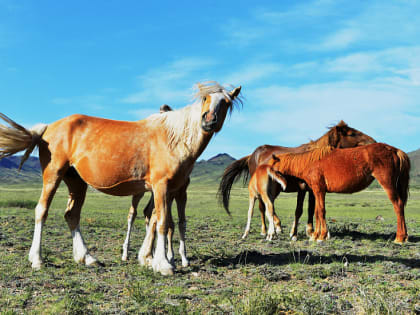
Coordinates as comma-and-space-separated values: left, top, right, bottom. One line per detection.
242, 164, 287, 240
270, 143, 410, 243
219, 121, 375, 240
0, 81, 242, 275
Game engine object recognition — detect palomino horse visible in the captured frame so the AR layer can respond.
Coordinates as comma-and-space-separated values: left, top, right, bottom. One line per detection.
242, 164, 287, 240
270, 143, 410, 243
219, 121, 375, 240
0, 81, 242, 275
122, 104, 191, 267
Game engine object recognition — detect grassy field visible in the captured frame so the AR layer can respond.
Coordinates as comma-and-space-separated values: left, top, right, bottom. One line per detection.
0, 182, 419, 314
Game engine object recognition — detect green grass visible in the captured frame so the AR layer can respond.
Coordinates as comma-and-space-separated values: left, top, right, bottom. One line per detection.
0, 183, 419, 314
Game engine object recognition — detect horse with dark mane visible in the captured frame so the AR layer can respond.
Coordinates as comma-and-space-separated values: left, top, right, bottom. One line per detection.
219, 121, 375, 240
269, 143, 410, 243
0, 81, 242, 275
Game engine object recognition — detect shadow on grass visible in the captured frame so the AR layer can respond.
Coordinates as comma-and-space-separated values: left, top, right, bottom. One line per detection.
331, 230, 420, 243
202, 249, 420, 269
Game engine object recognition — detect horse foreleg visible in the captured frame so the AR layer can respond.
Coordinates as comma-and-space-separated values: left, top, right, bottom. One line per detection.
175, 184, 189, 267
306, 191, 315, 238
311, 189, 328, 242
138, 210, 156, 267
242, 193, 257, 239
122, 193, 143, 261
166, 200, 175, 267
290, 190, 306, 241
146, 183, 174, 275
29, 168, 63, 269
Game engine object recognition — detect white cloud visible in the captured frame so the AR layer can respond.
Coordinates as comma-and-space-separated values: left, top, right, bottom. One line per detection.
317, 28, 361, 51
121, 57, 217, 106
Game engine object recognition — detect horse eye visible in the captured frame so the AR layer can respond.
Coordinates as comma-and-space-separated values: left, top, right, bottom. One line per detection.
203, 96, 207, 102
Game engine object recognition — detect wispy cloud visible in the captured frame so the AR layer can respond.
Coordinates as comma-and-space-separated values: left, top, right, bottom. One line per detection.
121, 57, 217, 106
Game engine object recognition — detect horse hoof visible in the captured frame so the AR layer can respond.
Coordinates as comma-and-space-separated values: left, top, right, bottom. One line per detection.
241, 233, 248, 239
276, 227, 282, 234
31, 259, 42, 270
181, 259, 190, 268
291, 236, 298, 242
260, 232, 267, 236
152, 259, 174, 276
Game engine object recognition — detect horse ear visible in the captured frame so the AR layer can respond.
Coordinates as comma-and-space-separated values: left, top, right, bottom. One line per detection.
272, 154, 280, 162
230, 86, 241, 100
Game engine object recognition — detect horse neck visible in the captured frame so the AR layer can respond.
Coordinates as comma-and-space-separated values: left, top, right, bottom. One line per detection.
150, 102, 213, 162
301, 132, 330, 150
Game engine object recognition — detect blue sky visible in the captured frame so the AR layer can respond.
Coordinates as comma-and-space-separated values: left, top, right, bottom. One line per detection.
1, 0, 419, 160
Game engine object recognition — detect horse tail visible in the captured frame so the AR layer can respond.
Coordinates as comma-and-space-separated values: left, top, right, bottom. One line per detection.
396, 149, 410, 206
0, 113, 48, 170
267, 168, 287, 191
218, 155, 251, 214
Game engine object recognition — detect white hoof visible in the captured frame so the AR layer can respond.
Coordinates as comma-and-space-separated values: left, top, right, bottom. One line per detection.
260, 232, 267, 236
138, 254, 153, 267
85, 254, 99, 266
31, 258, 42, 270
291, 235, 298, 242
276, 226, 282, 233
121, 254, 128, 262
181, 258, 190, 268
241, 232, 249, 239
152, 258, 174, 276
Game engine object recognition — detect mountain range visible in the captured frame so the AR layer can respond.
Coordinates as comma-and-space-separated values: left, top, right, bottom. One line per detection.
1, 149, 419, 187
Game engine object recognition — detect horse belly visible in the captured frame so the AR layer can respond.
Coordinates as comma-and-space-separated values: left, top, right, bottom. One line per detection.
326, 174, 374, 194
95, 180, 150, 196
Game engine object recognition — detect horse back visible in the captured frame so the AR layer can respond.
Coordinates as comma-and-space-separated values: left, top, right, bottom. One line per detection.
41, 114, 169, 194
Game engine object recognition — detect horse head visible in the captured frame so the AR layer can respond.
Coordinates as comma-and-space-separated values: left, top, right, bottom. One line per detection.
328, 120, 376, 148
197, 82, 241, 133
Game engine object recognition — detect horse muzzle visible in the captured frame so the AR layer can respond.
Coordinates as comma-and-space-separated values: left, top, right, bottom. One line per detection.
201, 111, 218, 132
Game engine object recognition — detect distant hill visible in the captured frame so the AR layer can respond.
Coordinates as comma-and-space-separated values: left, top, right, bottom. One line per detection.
0, 156, 42, 184
1, 149, 419, 187
408, 148, 420, 186
0, 153, 236, 186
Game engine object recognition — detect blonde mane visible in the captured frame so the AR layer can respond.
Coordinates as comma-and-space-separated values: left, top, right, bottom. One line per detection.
271, 146, 335, 176
147, 81, 240, 151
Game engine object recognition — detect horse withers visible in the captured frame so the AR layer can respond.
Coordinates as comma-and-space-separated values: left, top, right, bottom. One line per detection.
0, 81, 242, 276
270, 143, 410, 243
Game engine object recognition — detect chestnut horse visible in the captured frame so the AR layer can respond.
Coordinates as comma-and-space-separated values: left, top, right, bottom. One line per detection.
219, 121, 375, 240
242, 164, 287, 240
270, 143, 410, 243
0, 82, 242, 275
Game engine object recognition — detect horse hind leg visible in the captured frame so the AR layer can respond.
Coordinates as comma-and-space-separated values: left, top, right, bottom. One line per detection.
122, 193, 143, 261
258, 200, 267, 236
29, 165, 65, 269
242, 192, 257, 239
63, 169, 98, 266
290, 190, 306, 241
375, 174, 408, 244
